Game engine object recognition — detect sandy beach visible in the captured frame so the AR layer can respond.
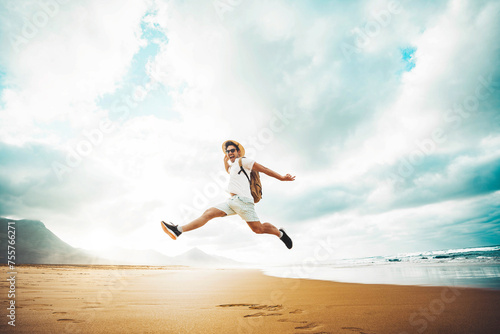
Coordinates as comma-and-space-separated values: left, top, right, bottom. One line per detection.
1, 265, 499, 334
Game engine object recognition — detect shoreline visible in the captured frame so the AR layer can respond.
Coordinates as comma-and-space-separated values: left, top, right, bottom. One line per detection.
1, 265, 499, 333
261, 261, 500, 291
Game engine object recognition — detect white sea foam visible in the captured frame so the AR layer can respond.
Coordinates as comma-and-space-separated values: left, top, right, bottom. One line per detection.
262, 245, 500, 289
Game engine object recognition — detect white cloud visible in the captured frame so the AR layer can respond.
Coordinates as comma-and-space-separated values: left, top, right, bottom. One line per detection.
0, 0, 150, 143
331, 0, 500, 175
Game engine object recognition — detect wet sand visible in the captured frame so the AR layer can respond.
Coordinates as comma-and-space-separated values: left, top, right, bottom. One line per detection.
1, 265, 499, 333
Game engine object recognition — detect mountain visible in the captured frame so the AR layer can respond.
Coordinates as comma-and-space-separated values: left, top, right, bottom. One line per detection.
0, 217, 241, 267
86, 247, 241, 267
0, 218, 103, 264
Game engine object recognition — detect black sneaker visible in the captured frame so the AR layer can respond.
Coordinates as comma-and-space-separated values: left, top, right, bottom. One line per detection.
161, 221, 182, 240
279, 228, 293, 249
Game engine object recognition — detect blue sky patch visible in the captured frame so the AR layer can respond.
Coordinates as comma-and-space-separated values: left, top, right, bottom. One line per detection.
401, 47, 417, 72
98, 13, 173, 121
141, 21, 168, 43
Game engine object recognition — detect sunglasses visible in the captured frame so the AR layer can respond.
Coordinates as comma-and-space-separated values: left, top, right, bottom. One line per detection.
226, 149, 237, 154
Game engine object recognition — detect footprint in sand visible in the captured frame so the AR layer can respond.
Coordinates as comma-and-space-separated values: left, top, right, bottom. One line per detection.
217, 304, 258, 308
294, 323, 333, 334
249, 304, 283, 311
244, 312, 282, 318
57, 319, 84, 323
295, 322, 319, 330
341, 326, 375, 334
277, 318, 308, 324
289, 308, 304, 314
217, 303, 282, 311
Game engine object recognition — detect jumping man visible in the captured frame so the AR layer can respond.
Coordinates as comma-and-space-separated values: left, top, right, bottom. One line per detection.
161, 140, 295, 249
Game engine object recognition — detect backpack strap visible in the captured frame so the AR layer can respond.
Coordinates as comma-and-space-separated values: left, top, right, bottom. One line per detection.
238, 157, 251, 183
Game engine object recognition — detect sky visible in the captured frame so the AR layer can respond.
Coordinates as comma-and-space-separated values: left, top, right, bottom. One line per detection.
0, 0, 499, 265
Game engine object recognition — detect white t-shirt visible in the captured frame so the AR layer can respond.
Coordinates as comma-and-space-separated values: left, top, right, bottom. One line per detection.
227, 157, 255, 201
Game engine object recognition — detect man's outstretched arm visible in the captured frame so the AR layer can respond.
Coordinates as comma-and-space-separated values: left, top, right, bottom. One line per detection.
253, 162, 296, 181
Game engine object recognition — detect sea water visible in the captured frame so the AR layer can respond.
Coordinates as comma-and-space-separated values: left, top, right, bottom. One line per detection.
262, 245, 500, 290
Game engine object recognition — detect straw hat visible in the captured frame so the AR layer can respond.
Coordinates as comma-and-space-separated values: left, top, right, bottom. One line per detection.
222, 140, 245, 156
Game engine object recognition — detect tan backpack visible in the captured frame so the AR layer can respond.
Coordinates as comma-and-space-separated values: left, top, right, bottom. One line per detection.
238, 157, 262, 203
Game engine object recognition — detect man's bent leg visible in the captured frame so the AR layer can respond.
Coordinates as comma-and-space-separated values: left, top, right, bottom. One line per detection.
246, 221, 281, 237
181, 207, 226, 233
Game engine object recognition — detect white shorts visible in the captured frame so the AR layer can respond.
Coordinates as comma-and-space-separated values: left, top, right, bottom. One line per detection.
214, 195, 259, 222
